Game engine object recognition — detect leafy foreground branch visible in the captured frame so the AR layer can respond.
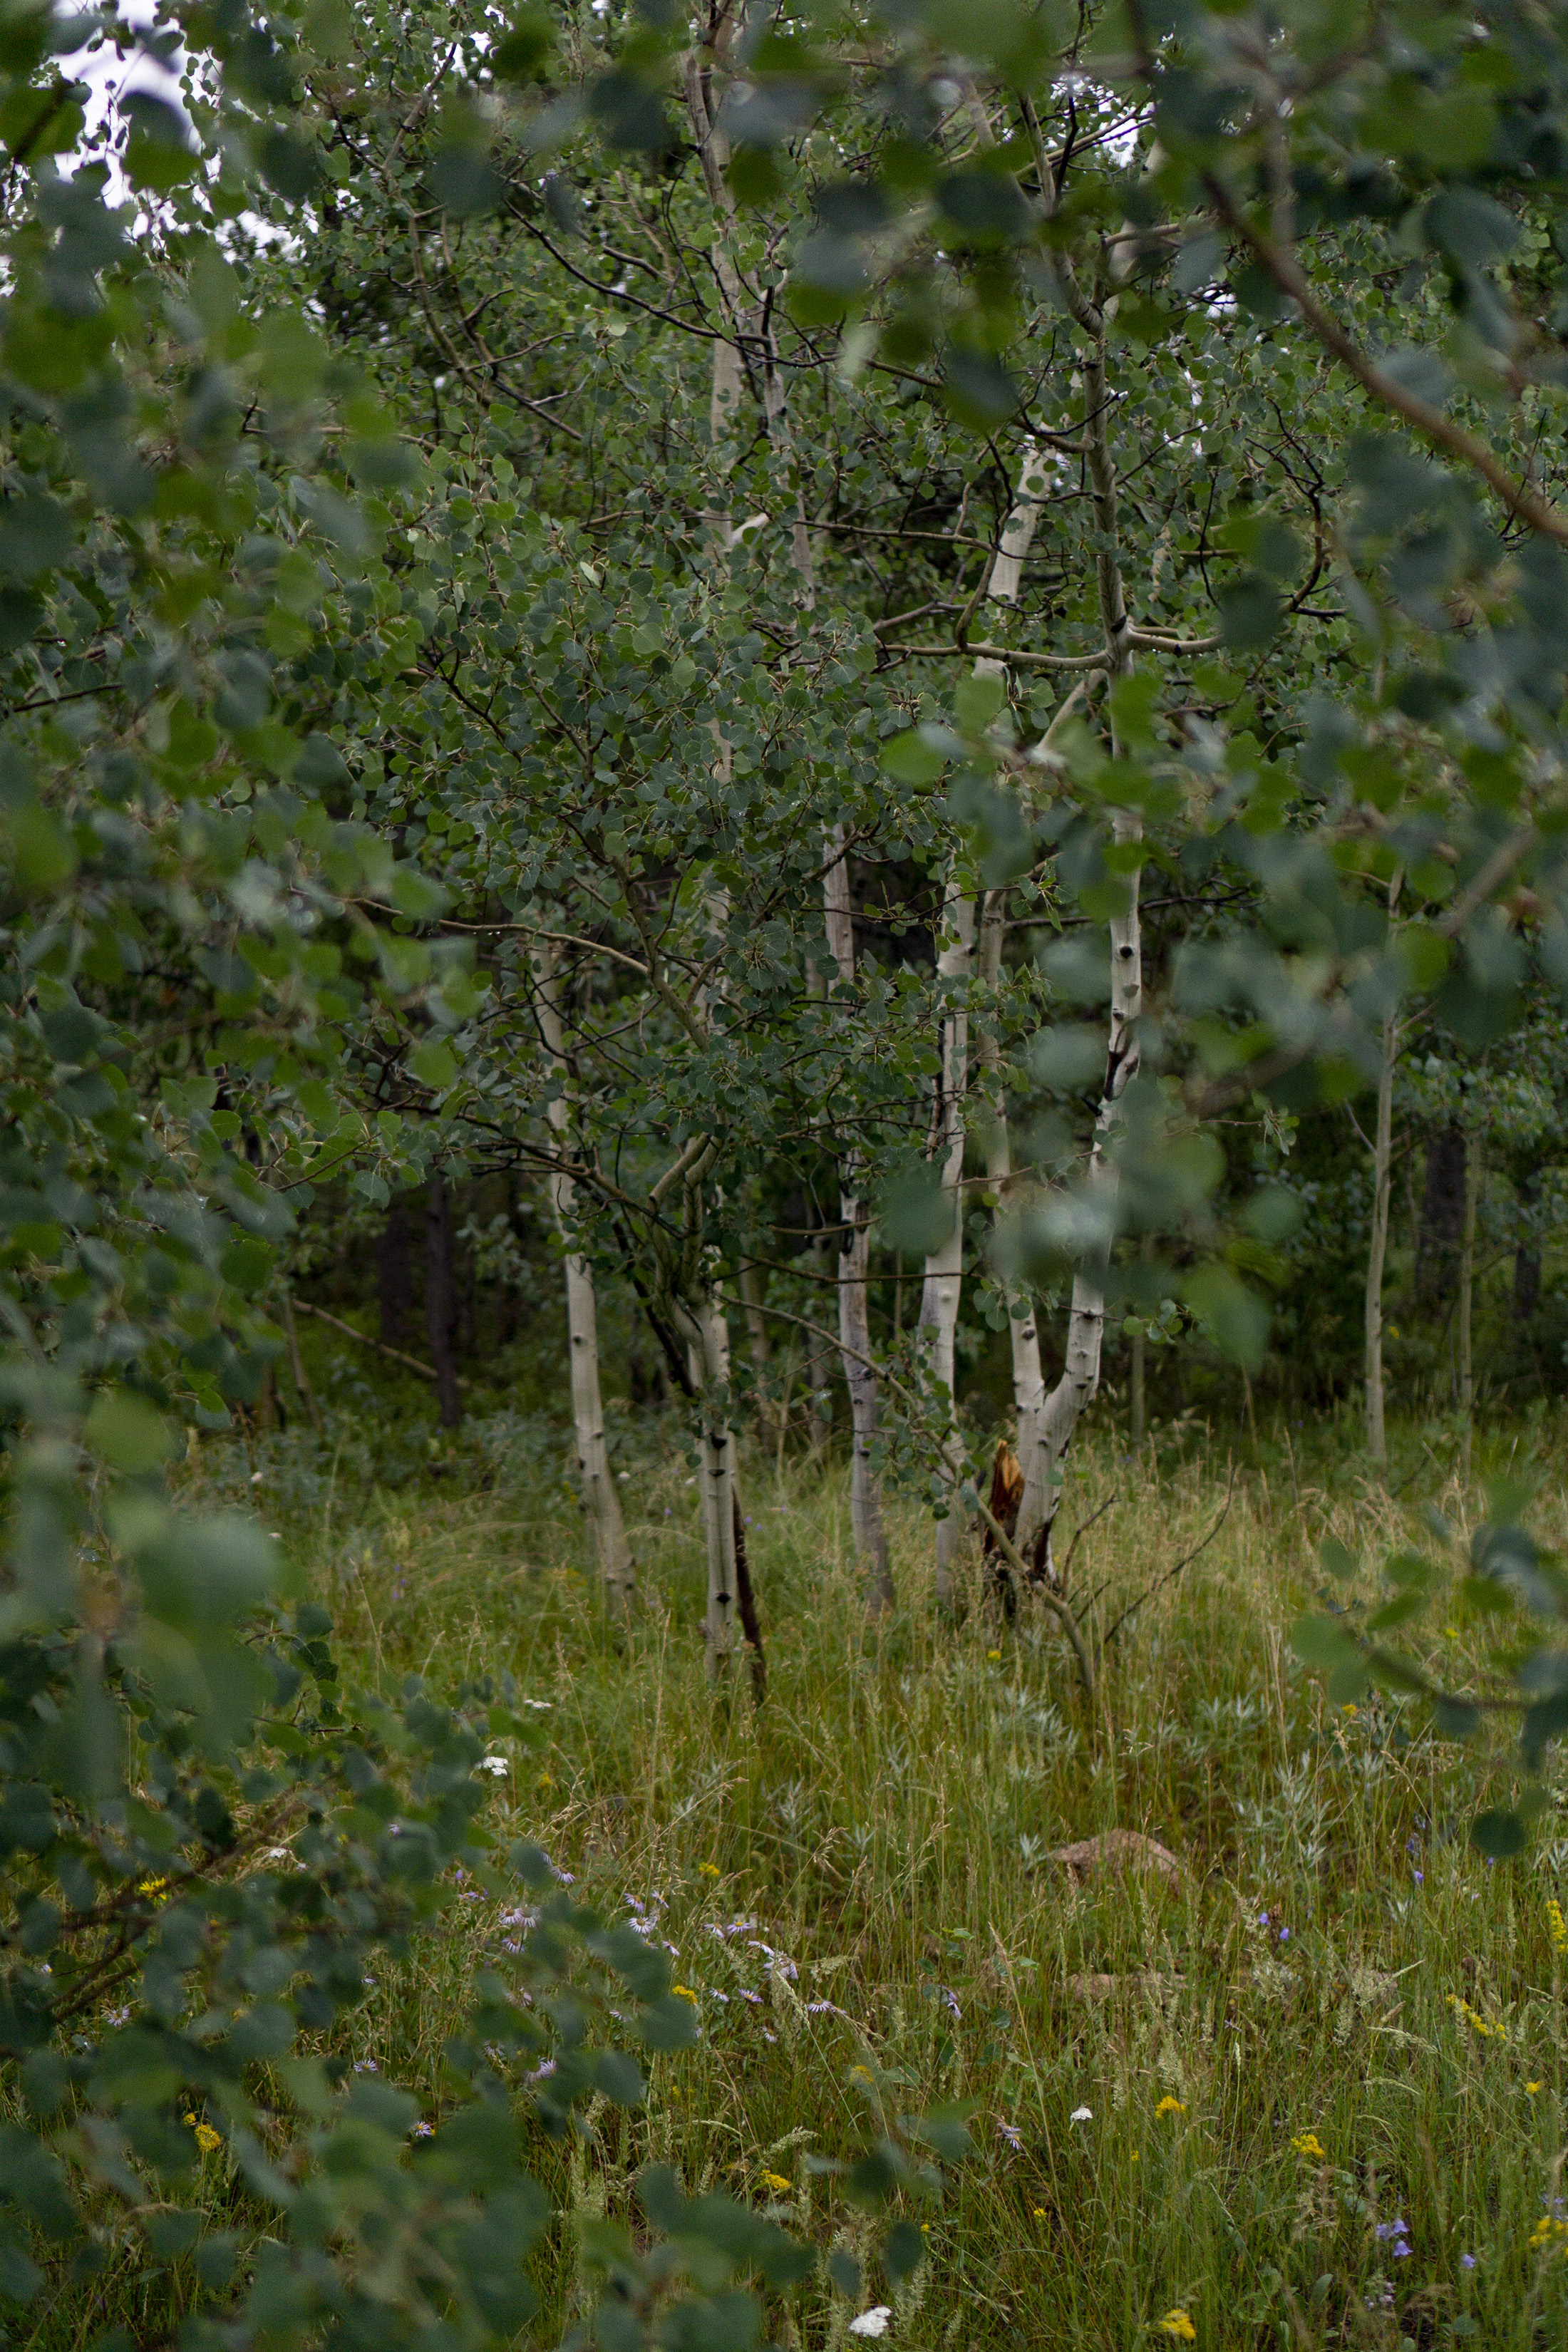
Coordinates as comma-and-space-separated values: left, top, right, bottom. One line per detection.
1293, 1489, 1568, 1857
0, 1534, 964, 2352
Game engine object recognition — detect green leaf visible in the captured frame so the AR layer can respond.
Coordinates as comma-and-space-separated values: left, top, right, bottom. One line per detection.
83, 1390, 178, 1475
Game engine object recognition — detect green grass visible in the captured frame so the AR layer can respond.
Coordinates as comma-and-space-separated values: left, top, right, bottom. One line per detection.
43, 1411, 1568, 2350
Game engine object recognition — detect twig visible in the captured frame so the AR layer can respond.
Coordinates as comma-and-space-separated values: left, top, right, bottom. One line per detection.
973, 1496, 1096, 1699
291, 1299, 466, 1388
1099, 1465, 1236, 1649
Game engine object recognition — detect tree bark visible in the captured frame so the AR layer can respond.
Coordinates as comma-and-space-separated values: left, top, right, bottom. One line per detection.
1417, 1127, 1467, 1303
1023, 282, 1141, 1582
425, 1171, 463, 1428
378, 1202, 412, 1348
536, 944, 635, 1611
919, 884, 975, 1600
969, 450, 1051, 1554
1363, 1012, 1396, 1466
1460, 1131, 1480, 1480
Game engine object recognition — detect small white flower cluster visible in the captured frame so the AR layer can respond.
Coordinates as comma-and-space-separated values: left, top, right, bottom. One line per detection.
849, 2308, 892, 2338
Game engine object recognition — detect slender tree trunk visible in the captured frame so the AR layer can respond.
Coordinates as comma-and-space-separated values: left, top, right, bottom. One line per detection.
1363, 1012, 1397, 1465
1460, 1130, 1480, 1480
1023, 275, 1142, 1582
824, 836, 894, 1613
688, 1296, 740, 1675
1131, 1322, 1146, 1447
969, 450, 1051, 1553
425, 1171, 463, 1429
1417, 1125, 1467, 1302
921, 887, 976, 1599
281, 1289, 321, 1434
536, 944, 635, 1610
378, 1202, 411, 1348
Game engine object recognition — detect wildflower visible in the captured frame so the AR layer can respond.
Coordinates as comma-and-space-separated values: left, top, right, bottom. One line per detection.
1339, 1703, 1357, 1719
1448, 1993, 1507, 2040
986, 1649, 1001, 1663
849, 2309, 892, 2338
1527, 2080, 1544, 2096
1155, 2097, 1186, 2118
1156, 2312, 1197, 2341
1548, 1897, 1567, 1956
1460, 2254, 1476, 2269
1291, 2132, 1326, 2161
1031, 2206, 1046, 2220
1070, 2106, 1093, 2124
698, 1862, 721, 1878
477, 1756, 509, 1776
137, 1877, 171, 1902
184, 2115, 222, 2155
759, 2170, 792, 2194
849, 2063, 874, 2083
537, 1773, 554, 1790
671, 1985, 700, 2002
412, 2121, 434, 2139
1527, 2212, 1568, 2256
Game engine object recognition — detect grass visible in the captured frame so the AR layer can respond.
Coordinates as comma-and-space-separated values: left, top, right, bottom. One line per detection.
41, 1405, 1568, 2349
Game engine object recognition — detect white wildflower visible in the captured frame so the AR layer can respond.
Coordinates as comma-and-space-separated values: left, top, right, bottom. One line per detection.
1070, 2105, 1093, 2123
850, 2309, 892, 2338
478, 1755, 510, 1776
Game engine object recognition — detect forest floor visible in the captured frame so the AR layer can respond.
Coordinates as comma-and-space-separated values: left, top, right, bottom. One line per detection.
177, 1413, 1568, 2351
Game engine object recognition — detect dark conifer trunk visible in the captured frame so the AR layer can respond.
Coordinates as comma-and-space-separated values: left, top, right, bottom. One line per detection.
425, 1172, 462, 1427
1417, 1128, 1466, 1303
378, 1202, 412, 1348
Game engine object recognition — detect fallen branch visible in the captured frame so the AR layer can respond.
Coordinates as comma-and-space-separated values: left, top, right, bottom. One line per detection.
290, 1299, 468, 1389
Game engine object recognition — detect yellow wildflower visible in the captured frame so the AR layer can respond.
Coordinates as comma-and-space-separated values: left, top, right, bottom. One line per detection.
1527, 2080, 1544, 2096
1155, 2097, 1187, 2118
698, 1862, 721, 1879
1448, 1993, 1507, 2040
537, 1773, 554, 1790
986, 1649, 1001, 1662
1528, 2214, 1568, 2256
1156, 2312, 1197, 2341
1031, 2207, 1046, 2219
671, 1985, 699, 2003
138, 1876, 171, 1902
759, 2170, 792, 2194
1291, 2132, 1326, 2161
849, 2063, 874, 2083
187, 2118, 222, 2155
1547, 1897, 1567, 1956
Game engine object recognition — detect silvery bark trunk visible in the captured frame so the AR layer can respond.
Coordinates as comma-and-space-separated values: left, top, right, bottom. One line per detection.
967, 449, 1051, 1552
1028, 303, 1142, 1582
1363, 1011, 1396, 1467
687, 1294, 740, 1673
978, 887, 1050, 1539
536, 946, 635, 1610
919, 884, 975, 1601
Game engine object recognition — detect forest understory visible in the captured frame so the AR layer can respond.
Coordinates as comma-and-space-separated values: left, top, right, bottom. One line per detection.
40, 1389, 1568, 2352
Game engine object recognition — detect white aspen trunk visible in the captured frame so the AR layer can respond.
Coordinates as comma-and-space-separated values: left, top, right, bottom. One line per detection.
919, 884, 975, 1599
1028, 313, 1142, 1582
966, 449, 1051, 1553
686, 1294, 740, 1673
978, 887, 1050, 1533
1460, 1127, 1480, 1481
1363, 1011, 1396, 1466
535, 946, 635, 1610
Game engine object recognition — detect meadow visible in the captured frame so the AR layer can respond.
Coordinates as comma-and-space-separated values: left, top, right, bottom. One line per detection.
124, 1403, 1568, 2352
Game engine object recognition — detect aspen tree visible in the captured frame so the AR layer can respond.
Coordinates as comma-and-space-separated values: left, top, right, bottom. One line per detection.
535, 942, 636, 1611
